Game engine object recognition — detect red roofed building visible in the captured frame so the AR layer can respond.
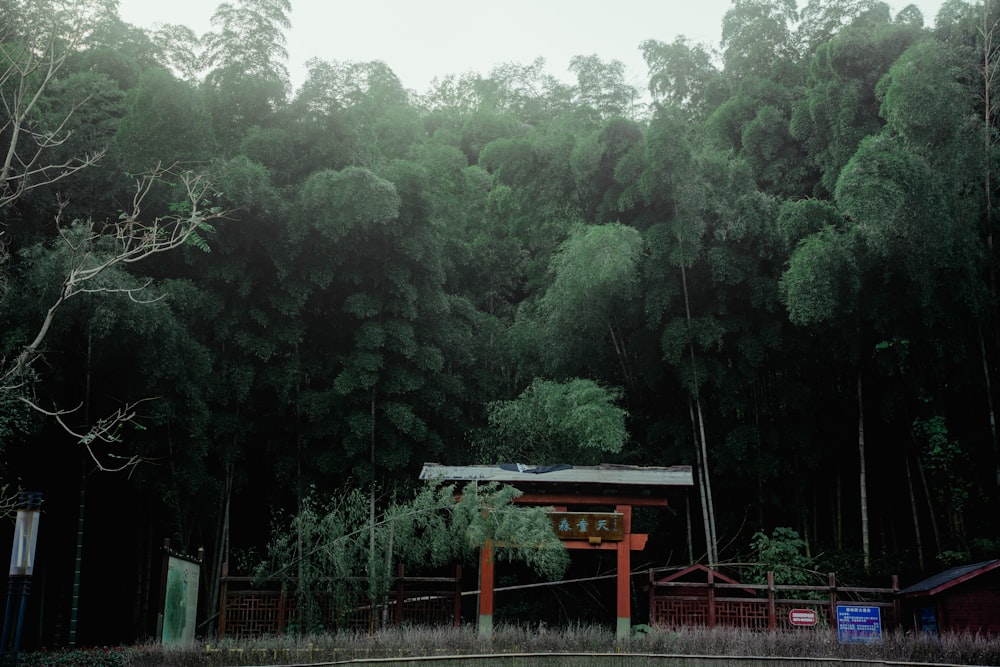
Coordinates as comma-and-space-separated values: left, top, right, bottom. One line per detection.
898, 560, 1000, 635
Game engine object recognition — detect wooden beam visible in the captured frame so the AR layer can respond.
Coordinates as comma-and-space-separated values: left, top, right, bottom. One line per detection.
513, 493, 669, 507
559, 534, 648, 551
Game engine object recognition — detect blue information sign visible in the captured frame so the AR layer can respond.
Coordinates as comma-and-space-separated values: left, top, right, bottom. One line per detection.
836, 604, 882, 644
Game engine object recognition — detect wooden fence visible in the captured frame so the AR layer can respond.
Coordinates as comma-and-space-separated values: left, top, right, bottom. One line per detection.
649, 570, 900, 631
218, 564, 463, 639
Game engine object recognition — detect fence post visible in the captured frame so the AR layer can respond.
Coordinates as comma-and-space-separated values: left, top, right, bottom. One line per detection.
278, 587, 286, 635
453, 565, 462, 627
828, 572, 837, 636
217, 562, 228, 640
648, 569, 655, 627
767, 571, 776, 631
891, 574, 900, 629
707, 567, 716, 628
395, 564, 405, 627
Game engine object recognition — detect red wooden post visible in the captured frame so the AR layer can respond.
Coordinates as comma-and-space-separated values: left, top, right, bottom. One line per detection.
615, 505, 632, 641
478, 539, 495, 637
707, 567, 716, 628
767, 571, 776, 631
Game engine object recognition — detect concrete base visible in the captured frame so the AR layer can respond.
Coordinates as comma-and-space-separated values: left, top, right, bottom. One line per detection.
478, 613, 493, 639
616, 616, 631, 642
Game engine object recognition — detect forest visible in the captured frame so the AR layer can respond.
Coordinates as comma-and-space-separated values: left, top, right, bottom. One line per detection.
2, 0, 1000, 646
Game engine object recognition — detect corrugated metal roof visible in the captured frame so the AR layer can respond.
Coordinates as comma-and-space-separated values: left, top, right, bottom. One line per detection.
419, 463, 694, 487
898, 560, 1000, 598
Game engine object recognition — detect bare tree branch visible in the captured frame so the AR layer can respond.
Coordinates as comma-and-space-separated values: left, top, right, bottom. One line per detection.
16, 396, 157, 473
4, 165, 228, 386
0, 26, 104, 209
0, 10, 229, 472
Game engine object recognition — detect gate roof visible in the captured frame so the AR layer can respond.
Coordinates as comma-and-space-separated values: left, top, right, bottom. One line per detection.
420, 463, 692, 487
420, 463, 692, 506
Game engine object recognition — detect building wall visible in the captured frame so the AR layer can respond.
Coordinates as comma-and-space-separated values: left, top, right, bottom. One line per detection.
942, 581, 1000, 634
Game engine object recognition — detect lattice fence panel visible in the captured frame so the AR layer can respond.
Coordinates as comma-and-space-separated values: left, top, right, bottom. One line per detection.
652, 597, 709, 628
221, 587, 459, 638
402, 593, 455, 626
716, 600, 769, 630
223, 591, 287, 638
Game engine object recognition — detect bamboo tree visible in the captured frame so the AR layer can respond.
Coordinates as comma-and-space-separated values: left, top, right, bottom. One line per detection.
680, 253, 718, 566
981, 0, 1000, 490
856, 369, 870, 571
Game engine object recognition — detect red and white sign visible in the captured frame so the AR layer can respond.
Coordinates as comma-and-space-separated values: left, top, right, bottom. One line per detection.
789, 608, 818, 626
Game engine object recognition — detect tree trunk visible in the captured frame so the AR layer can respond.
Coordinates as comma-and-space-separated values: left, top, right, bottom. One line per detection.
979, 329, 1000, 490
694, 395, 718, 564
685, 493, 694, 564
913, 451, 942, 556
690, 397, 714, 564
982, 2, 1000, 494
369, 391, 377, 632
905, 451, 925, 572
607, 318, 635, 395
208, 461, 233, 636
679, 255, 718, 565
69, 326, 95, 647
834, 461, 843, 550
857, 371, 870, 572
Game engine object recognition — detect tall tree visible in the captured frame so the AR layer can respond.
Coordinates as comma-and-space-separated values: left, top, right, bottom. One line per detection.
641, 37, 725, 120
568, 54, 639, 121
201, 0, 292, 151
720, 0, 799, 80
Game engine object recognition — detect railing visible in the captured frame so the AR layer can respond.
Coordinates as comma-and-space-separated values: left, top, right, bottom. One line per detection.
649, 571, 899, 631
218, 564, 462, 639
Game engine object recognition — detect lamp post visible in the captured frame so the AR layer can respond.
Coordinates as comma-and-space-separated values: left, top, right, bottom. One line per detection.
0, 492, 42, 667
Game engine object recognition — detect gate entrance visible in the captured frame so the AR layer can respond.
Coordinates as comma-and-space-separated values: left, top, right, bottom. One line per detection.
420, 463, 693, 640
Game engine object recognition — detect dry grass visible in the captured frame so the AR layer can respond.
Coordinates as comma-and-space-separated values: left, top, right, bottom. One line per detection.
34, 624, 1000, 666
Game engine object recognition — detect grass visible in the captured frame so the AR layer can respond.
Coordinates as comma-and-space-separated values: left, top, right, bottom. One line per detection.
19, 624, 1000, 666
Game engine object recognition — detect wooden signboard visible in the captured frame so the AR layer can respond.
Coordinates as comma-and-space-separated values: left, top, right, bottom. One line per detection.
548, 512, 624, 541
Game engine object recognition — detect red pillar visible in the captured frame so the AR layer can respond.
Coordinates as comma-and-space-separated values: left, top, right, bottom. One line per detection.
478, 539, 495, 637
616, 505, 632, 641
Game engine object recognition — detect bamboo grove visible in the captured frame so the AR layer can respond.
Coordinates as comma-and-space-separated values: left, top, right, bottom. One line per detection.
3, 0, 1000, 644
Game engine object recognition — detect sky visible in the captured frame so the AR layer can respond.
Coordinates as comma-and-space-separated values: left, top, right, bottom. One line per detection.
116, 0, 949, 96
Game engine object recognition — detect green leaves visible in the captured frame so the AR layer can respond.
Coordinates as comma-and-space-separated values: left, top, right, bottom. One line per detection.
748, 527, 815, 587
481, 378, 628, 465
295, 167, 401, 244
259, 481, 568, 630
780, 225, 858, 326
835, 133, 949, 269
541, 222, 643, 327
115, 67, 215, 172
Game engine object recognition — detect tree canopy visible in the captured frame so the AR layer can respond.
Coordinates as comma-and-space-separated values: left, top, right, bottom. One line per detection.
4, 0, 1000, 645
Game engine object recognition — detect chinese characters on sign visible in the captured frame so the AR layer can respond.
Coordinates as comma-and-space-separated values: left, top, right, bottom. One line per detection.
788, 608, 818, 626
836, 604, 882, 644
547, 512, 624, 541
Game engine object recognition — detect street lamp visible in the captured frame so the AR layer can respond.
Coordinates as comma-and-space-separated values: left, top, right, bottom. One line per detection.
0, 492, 42, 667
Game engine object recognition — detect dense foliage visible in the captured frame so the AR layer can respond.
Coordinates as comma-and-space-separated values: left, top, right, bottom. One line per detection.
3, 0, 1000, 645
